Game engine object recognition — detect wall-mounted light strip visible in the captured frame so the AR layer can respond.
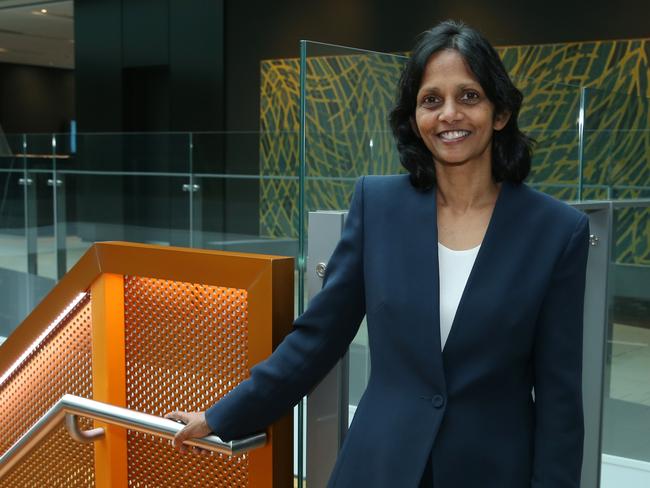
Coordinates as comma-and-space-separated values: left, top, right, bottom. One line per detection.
0, 292, 87, 388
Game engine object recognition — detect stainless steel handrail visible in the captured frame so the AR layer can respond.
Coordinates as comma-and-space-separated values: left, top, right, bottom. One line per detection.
0, 394, 266, 478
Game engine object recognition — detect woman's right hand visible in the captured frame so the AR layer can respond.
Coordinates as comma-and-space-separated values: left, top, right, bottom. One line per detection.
164, 410, 213, 455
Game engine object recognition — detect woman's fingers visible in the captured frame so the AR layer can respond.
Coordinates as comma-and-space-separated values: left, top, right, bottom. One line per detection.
164, 411, 188, 449
191, 446, 211, 455
164, 411, 188, 430
164, 411, 212, 454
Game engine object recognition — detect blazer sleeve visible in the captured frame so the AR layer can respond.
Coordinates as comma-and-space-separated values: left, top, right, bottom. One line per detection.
205, 176, 367, 441
532, 213, 590, 487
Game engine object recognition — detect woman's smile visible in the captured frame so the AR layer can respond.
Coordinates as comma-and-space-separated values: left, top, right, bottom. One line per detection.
438, 130, 472, 143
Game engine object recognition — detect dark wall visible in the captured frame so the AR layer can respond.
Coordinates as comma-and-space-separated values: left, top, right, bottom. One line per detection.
74, 0, 122, 132
75, 0, 225, 133
0, 63, 74, 136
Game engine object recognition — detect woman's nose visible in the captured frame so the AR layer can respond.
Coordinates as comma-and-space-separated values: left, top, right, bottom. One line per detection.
438, 100, 463, 124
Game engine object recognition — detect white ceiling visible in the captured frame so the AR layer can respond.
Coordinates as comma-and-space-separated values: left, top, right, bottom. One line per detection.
0, 0, 73, 69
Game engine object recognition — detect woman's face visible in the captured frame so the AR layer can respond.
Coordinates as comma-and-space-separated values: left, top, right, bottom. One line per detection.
413, 49, 509, 170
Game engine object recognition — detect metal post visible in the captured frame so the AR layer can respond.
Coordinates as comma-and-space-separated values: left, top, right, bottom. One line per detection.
20, 134, 38, 309
306, 210, 350, 488
573, 201, 612, 488
188, 132, 195, 248
50, 134, 67, 279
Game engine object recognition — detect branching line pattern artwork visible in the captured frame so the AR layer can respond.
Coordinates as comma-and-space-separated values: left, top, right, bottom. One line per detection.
260, 40, 650, 264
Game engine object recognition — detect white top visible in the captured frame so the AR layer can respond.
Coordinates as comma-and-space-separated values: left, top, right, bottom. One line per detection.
438, 242, 481, 350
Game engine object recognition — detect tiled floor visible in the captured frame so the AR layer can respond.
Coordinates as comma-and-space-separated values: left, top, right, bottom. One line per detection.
0, 233, 89, 279
610, 323, 650, 406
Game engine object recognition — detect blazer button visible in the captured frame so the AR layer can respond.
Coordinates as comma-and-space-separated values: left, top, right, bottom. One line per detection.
432, 395, 445, 409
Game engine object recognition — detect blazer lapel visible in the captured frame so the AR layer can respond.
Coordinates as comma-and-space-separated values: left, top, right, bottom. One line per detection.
440, 180, 515, 358
400, 184, 447, 388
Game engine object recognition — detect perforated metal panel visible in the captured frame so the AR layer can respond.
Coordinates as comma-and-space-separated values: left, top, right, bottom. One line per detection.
2, 423, 96, 487
124, 276, 250, 487
0, 297, 95, 486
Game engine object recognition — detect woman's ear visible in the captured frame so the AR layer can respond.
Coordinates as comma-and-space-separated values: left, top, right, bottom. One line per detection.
410, 117, 422, 138
493, 110, 511, 131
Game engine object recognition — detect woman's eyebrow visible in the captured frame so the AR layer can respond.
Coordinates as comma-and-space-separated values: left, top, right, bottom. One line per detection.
418, 82, 481, 94
458, 82, 482, 90
417, 86, 438, 96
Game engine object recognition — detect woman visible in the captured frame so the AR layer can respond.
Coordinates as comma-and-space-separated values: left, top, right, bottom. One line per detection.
166, 20, 589, 487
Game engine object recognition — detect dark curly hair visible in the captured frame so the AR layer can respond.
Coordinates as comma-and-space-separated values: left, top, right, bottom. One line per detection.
389, 20, 533, 191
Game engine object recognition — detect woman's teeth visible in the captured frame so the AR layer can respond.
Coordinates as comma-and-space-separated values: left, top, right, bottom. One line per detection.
439, 130, 470, 140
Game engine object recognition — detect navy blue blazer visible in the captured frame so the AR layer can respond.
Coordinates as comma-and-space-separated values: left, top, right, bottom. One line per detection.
206, 174, 590, 488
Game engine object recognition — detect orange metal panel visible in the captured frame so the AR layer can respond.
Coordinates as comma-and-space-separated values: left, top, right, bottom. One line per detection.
248, 258, 295, 488
91, 273, 127, 488
0, 242, 295, 487
0, 298, 95, 486
2, 425, 96, 487
0, 250, 100, 380
0, 242, 293, 377
123, 276, 251, 486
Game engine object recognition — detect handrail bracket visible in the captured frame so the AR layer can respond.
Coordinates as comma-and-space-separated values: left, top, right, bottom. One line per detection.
64, 413, 105, 444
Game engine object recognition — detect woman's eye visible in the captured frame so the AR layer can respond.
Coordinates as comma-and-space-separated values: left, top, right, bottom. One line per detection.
461, 91, 480, 103
421, 95, 440, 106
